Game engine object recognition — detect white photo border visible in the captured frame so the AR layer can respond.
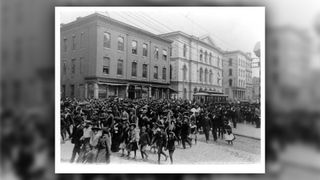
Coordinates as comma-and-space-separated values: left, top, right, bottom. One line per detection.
55, 6, 266, 174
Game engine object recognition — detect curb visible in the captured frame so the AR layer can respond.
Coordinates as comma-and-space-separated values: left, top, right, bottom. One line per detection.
233, 133, 260, 140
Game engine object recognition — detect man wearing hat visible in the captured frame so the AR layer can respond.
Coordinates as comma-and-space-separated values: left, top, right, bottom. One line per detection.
139, 126, 150, 160
181, 117, 192, 149
152, 123, 168, 164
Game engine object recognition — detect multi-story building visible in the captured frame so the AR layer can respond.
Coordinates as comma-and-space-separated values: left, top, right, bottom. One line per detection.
245, 53, 253, 101
223, 50, 252, 101
160, 31, 224, 100
252, 77, 260, 102
61, 13, 172, 99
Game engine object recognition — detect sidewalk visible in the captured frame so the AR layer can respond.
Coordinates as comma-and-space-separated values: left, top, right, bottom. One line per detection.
232, 123, 261, 140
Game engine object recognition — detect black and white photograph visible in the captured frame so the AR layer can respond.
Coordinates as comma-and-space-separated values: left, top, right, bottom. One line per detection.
55, 7, 265, 173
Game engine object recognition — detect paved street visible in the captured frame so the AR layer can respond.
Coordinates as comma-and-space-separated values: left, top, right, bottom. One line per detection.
61, 133, 260, 165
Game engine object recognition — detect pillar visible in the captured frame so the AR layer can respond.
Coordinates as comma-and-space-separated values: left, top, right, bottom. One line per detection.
93, 83, 99, 99
149, 86, 152, 99
84, 83, 88, 99
126, 84, 129, 98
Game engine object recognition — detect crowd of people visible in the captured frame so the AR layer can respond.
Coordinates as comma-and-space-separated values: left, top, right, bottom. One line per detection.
60, 98, 260, 164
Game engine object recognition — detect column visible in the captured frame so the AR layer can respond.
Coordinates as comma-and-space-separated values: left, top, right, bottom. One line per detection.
148, 86, 152, 99
167, 88, 170, 99
126, 84, 129, 98
93, 83, 99, 99
84, 83, 88, 99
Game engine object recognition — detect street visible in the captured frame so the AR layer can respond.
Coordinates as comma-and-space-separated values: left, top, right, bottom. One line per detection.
61, 134, 260, 165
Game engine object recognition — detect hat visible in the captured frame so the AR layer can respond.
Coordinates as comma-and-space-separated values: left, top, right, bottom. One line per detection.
101, 127, 109, 134
130, 123, 136, 128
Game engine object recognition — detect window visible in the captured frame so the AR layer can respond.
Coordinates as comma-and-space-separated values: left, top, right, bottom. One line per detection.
183, 44, 187, 57
143, 43, 148, 56
80, 32, 84, 48
229, 58, 232, 66
209, 71, 213, 84
204, 51, 208, 63
183, 88, 187, 99
229, 69, 232, 76
162, 49, 167, 60
162, 67, 166, 80
63, 61, 67, 75
205, 69, 208, 83
103, 57, 110, 74
154, 66, 158, 79
117, 59, 123, 75
132, 40, 137, 54
199, 68, 203, 82
209, 53, 212, 64
79, 57, 83, 74
200, 49, 203, 61
62, 85, 66, 99
229, 79, 233, 86
71, 59, 75, 74
72, 35, 76, 50
217, 57, 220, 67
132, 62, 137, 77
63, 38, 67, 52
118, 36, 124, 51
103, 32, 111, 48
70, 84, 75, 98
183, 65, 187, 81
170, 47, 172, 57
154, 47, 159, 59
142, 64, 148, 78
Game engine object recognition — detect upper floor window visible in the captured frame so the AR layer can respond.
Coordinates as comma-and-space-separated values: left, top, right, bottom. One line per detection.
71, 59, 76, 74
183, 65, 187, 81
63, 38, 67, 52
229, 69, 232, 76
117, 59, 123, 75
200, 49, 203, 61
170, 65, 173, 80
209, 53, 212, 64
132, 62, 137, 77
154, 66, 158, 79
209, 71, 213, 84
154, 47, 159, 59
63, 61, 67, 74
229, 58, 232, 66
118, 36, 124, 51
162, 67, 167, 80
132, 40, 137, 54
183, 44, 187, 57
204, 51, 208, 63
162, 49, 167, 60
103, 32, 111, 48
205, 69, 208, 83
72, 35, 76, 50
143, 43, 148, 57
229, 79, 233, 86
199, 68, 203, 82
103, 57, 110, 74
142, 64, 148, 78
80, 32, 84, 48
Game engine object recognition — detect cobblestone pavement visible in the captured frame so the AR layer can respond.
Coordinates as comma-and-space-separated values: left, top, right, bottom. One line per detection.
61, 134, 260, 165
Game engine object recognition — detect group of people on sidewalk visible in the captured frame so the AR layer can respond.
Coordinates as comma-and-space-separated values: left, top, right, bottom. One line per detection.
61, 98, 260, 164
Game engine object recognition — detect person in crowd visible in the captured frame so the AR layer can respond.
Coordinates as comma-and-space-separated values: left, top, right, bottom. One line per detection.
167, 131, 177, 164
180, 117, 192, 149
152, 123, 168, 164
139, 126, 150, 160
96, 127, 111, 163
126, 123, 139, 159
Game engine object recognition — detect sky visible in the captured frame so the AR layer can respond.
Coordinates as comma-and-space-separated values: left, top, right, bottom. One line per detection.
59, 7, 264, 77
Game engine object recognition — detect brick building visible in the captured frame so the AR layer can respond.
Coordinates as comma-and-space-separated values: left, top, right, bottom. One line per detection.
223, 51, 252, 101
61, 13, 172, 99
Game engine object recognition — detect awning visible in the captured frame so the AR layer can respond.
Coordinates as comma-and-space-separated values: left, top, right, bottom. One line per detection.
98, 82, 127, 86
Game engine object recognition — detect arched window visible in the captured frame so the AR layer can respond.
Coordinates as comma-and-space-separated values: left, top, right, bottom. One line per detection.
183, 44, 187, 57
229, 79, 233, 86
205, 68, 208, 83
217, 56, 220, 67
199, 68, 203, 82
183, 64, 187, 81
229, 58, 232, 66
209, 53, 212, 64
209, 70, 213, 84
194, 87, 198, 94
200, 49, 203, 61
204, 51, 208, 63
229, 69, 232, 76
